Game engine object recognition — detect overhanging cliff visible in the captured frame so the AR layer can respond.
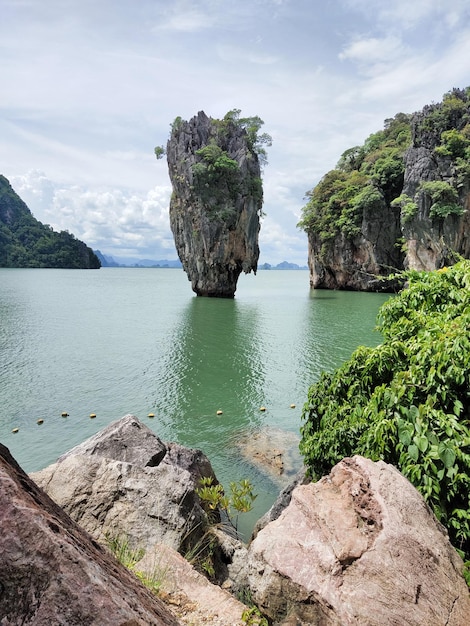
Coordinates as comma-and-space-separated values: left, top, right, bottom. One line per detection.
166, 111, 264, 297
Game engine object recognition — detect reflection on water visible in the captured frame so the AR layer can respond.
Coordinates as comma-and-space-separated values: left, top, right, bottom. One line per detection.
152, 296, 266, 450
0, 268, 390, 539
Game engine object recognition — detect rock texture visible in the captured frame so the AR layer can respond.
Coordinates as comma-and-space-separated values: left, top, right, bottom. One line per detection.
246, 455, 470, 625
307, 90, 470, 290
31, 415, 217, 555
137, 542, 248, 625
167, 111, 262, 297
402, 102, 470, 271
0, 441, 180, 626
308, 202, 403, 291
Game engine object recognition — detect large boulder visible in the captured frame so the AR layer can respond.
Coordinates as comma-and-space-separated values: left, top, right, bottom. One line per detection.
0, 442, 180, 625
31, 415, 216, 555
167, 110, 262, 297
246, 455, 470, 625
136, 542, 249, 625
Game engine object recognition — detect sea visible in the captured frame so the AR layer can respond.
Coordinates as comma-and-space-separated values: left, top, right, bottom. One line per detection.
0, 267, 390, 538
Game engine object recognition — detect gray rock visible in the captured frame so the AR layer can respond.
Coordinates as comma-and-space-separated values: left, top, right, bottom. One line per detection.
31, 415, 216, 556
167, 110, 262, 297
0, 442, 180, 626
58, 413, 167, 467
246, 455, 470, 625
307, 93, 470, 290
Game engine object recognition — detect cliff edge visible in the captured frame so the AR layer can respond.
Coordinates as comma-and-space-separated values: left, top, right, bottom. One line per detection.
299, 87, 470, 290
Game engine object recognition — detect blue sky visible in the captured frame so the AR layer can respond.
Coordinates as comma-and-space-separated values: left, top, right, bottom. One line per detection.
1, 0, 470, 265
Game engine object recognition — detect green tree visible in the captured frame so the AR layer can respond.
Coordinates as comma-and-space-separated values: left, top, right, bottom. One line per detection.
299, 260, 470, 563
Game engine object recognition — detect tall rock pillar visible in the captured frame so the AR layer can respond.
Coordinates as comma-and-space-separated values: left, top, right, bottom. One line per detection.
167, 111, 262, 297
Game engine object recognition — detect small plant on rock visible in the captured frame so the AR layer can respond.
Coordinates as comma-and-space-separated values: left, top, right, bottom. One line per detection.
106, 534, 168, 595
196, 476, 257, 533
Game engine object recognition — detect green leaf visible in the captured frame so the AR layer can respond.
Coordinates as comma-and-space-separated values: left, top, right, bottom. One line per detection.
408, 444, 419, 462
398, 420, 412, 446
414, 434, 429, 453
438, 442, 456, 469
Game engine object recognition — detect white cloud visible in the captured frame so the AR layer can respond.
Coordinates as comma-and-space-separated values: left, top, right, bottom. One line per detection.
2, 0, 470, 266
339, 36, 406, 68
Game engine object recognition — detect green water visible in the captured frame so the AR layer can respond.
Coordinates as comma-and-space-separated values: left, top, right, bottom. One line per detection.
0, 268, 389, 536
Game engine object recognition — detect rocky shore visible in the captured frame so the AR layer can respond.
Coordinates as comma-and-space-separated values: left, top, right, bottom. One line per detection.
1, 414, 469, 625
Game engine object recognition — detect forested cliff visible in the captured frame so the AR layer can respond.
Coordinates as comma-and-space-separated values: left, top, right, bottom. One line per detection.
299, 87, 470, 290
0, 176, 100, 269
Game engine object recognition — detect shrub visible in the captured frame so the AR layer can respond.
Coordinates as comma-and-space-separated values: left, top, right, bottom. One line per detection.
300, 260, 470, 563
419, 180, 464, 219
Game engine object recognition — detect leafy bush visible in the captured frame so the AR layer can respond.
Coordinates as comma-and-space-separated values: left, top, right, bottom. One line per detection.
419, 180, 464, 219
391, 193, 418, 224
298, 113, 410, 242
300, 260, 470, 562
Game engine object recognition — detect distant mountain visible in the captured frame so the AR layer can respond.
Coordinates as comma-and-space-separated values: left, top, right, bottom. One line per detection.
95, 252, 182, 268
0, 175, 100, 269
97, 254, 307, 270
259, 261, 308, 270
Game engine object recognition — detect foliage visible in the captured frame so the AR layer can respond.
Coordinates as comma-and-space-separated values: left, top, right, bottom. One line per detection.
106, 534, 167, 595
415, 88, 470, 138
299, 260, 470, 563
298, 112, 410, 245
196, 476, 257, 531
184, 477, 257, 581
419, 180, 464, 219
299, 88, 470, 248
0, 175, 100, 269
219, 109, 272, 167
191, 142, 241, 218
391, 193, 418, 224
241, 606, 269, 625
154, 145, 165, 160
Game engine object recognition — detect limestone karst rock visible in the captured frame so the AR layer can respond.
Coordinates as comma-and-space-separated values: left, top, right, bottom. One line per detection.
31, 414, 217, 555
301, 88, 470, 290
0, 441, 179, 626
246, 455, 470, 625
166, 111, 263, 297
402, 98, 470, 270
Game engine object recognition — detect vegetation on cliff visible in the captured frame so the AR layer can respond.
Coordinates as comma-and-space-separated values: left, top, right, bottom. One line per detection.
0, 175, 100, 269
164, 109, 271, 297
298, 111, 411, 243
298, 87, 470, 283
300, 260, 470, 565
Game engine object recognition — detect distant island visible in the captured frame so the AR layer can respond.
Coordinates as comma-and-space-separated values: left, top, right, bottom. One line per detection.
0, 175, 100, 269
95, 251, 307, 270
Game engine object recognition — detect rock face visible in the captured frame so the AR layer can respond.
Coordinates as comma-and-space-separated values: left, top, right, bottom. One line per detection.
136, 542, 248, 626
31, 415, 216, 555
308, 199, 403, 291
167, 111, 262, 297
402, 102, 470, 271
246, 455, 470, 625
306, 90, 470, 290
0, 441, 179, 626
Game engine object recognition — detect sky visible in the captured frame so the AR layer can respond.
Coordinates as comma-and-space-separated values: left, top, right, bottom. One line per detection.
1, 0, 470, 266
